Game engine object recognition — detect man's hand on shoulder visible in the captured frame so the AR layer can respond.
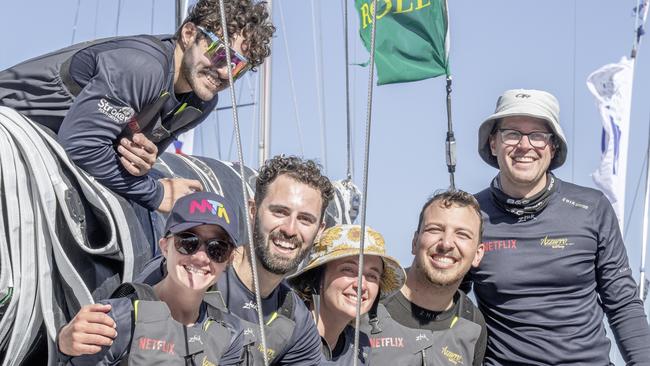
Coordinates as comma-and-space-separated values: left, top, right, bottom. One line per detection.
157, 178, 203, 213
58, 303, 117, 356
117, 133, 158, 177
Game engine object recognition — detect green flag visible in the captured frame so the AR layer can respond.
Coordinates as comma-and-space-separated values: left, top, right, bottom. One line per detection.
355, 0, 450, 85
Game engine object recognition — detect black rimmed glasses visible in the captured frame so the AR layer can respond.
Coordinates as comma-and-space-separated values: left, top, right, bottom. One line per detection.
497, 129, 554, 149
196, 26, 251, 81
173, 231, 234, 263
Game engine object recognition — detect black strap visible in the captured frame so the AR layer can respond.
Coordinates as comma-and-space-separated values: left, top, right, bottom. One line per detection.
111, 282, 158, 301
456, 291, 476, 323
367, 296, 382, 334
277, 286, 295, 319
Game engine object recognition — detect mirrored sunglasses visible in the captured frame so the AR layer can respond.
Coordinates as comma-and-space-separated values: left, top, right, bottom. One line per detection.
174, 231, 234, 263
197, 26, 251, 81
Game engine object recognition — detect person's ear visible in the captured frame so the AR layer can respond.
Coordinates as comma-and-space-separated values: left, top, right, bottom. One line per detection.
489, 134, 498, 156
411, 231, 418, 255
159, 236, 172, 258
180, 22, 198, 49
248, 199, 256, 222
472, 243, 485, 268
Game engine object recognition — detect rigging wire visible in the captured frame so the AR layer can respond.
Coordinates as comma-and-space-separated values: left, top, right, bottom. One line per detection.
216, 0, 270, 364
115, 0, 122, 36
310, 0, 328, 172
342, 0, 354, 181
277, 0, 305, 156
246, 73, 258, 164
570, 0, 577, 182
625, 144, 648, 240
353, 0, 379, 364
71, 0, 82, 45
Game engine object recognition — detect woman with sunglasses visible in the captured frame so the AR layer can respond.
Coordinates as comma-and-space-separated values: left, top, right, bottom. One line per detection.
57, 192, 247, 365
287, 225, 406, 365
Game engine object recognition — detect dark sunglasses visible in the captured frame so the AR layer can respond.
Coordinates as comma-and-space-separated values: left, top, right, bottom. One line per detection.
197, 26, 251, 81
173, 232, 234, 263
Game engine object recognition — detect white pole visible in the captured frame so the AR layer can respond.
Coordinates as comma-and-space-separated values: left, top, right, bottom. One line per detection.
175, 0, 189, 29
640, 125, 650, 300
258, 1, 273, 167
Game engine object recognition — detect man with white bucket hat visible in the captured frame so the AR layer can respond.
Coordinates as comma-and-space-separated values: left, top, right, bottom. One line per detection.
467, 88, 650, 365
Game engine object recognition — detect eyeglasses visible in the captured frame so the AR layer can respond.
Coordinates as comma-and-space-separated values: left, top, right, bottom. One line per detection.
497, 129, 554, 149
173, 232, 234, 263
196, 26, 251, 81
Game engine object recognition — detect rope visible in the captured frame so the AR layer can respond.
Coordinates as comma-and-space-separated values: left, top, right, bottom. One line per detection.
311, 0, 328, 172
70, 0, 82, 45
277, 1, 305, 156
353, 0, 379, 364
216, 0, 269, 364
342, 0, 354, 181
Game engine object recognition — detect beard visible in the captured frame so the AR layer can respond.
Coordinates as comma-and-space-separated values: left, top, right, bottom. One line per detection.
253, 217, 311, 275
413, 250, 466, 288
179, 53, 220, 101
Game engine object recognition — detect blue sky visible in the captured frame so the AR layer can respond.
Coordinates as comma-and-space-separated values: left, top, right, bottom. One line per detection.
1, 1, 649, 363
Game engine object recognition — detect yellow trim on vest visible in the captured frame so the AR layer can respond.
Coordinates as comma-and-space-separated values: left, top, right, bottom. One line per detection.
134, 300, 140, 322
450, 315, 459, 328
174, 102, 188, 115
204, 319, 214, 331
266, 312, 278, 326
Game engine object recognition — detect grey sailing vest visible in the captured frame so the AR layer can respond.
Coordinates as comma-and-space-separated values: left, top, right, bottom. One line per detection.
111, 283, 239, 366
235, 287, 296, 365
362, 295, 481, 366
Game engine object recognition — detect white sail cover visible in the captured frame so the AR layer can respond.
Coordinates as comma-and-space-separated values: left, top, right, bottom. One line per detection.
587, 56, 634, 230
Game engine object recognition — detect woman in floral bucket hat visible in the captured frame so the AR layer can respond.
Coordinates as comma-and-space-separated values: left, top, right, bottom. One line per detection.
287, 224, 406, 365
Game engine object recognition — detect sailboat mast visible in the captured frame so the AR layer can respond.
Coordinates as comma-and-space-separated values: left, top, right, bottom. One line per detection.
175, 0, 188, 28
258, 1, 273, 167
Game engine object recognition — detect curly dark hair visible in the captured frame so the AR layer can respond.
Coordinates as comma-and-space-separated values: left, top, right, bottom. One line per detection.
256, 155, 334, 219
416, 189, 484, 242
176, 0, 275, 67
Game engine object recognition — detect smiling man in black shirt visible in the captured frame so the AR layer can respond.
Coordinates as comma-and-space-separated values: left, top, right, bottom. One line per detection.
469, 88, 650, 365
361, 190, 487, 366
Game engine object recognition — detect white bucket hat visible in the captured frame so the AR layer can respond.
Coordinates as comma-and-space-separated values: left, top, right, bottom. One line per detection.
478, 89, 568, 170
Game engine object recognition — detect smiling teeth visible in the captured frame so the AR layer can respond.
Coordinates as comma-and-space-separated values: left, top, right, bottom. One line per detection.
514, 157, 534, 162
433, 256, 455, 264
274, 240, 296, 250
184, 265, 208, 275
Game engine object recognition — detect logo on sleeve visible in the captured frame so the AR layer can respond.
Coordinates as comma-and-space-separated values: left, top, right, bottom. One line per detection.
97, 98, 135, 124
